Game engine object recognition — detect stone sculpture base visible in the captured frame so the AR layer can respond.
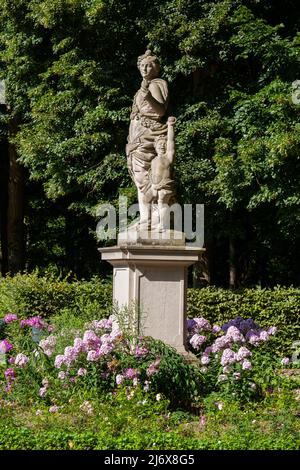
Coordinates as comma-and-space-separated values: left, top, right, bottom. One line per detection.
100, 244, 204, 353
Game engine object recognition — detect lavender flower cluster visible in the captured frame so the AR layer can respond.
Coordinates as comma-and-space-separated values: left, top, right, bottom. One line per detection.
187, 316, 277, 382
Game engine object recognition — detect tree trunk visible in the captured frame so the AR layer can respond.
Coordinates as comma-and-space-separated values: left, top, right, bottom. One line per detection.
229, 237, 237, 289
6, 119, 25, 273
0, 140, 9, 275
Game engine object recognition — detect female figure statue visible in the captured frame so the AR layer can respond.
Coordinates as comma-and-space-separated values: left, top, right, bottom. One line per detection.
126, 50, 174, 231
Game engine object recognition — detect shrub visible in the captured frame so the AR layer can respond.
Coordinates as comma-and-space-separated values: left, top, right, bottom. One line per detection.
0, 272, 112, 320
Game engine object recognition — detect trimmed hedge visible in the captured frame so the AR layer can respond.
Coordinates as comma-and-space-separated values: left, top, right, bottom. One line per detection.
0, 272, 112, 320
0, 274, 299, 354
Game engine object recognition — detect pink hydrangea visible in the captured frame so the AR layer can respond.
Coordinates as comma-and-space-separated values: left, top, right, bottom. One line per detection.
99, 342, 114, 356
15, 353, 29, 367
268, 326, 277, 336
135, 346, 148, 358
236, 346, 252, 361
242, 359, 252, 370
0, 339, 13, 354
201, 355, 210, 365
77, 368, 87, 376
245, 330, 261, 345
281, 357, 290, 366
4, 313, 18, 323
193, 317, 212, 332
54, 355, 66, 369
86, 350, 100, 362
146, 358, 161, 377
125, 368, 139, 380
189, 334, 206, 350
116, 374, 124, 385
49, 405, 60, 413
212, 325, 221, 333
82, 330, 101, 350
259, 331, 269, 341
39, 335, 57, 357
39, 386, 47, 397
73, 337, 86, 354
211, 335, 232, 353
90, 319, 113, 331
226, 326, 244, 343
220, 348, 237, 366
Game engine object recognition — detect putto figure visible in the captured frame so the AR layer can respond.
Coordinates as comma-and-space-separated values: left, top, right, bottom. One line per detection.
126, 50, 176, 231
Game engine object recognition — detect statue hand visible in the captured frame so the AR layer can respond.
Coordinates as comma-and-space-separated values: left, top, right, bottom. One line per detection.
167, 116, 176, 126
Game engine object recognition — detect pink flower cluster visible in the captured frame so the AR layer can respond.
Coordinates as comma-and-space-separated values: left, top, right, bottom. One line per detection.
0, 339, 13, 354
20, 316, 46, 330
39, 335, 57, 357
52, 319, 121, 375
15, 353, 29, 367
3, 313, 18, 324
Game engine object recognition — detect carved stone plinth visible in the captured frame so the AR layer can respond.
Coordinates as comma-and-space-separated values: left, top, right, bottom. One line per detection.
99, 244, 204, 353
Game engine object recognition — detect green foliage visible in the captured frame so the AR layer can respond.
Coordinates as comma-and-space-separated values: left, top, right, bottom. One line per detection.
188, 286, 300, 355
1, 387, 299, 449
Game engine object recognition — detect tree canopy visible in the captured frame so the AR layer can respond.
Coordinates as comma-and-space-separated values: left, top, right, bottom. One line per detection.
0, 0, 299, 285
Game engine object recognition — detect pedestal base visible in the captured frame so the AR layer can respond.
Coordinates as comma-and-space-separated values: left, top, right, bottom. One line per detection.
100, 245, 204, 353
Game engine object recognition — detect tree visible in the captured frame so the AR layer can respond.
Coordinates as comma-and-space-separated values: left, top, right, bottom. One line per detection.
0, 0, 299, 284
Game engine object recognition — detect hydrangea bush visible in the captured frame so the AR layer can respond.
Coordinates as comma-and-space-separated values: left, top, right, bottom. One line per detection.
0, 309, 287, 406
187, 316, 281, 400
0, 313, 202, 408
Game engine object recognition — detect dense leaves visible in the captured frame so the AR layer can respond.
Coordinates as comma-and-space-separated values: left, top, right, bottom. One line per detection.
0, 0, 299, 283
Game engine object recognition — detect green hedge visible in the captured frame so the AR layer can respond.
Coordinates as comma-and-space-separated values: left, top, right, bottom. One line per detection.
0, 272, 112, 320
0, 274, 299, 354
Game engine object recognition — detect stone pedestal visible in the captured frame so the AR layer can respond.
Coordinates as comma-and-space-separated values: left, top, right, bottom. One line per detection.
100, 244, 204, 353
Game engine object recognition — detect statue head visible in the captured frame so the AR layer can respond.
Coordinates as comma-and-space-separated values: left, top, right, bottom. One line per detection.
154, 135, 167, 155
137, 50, 160, 80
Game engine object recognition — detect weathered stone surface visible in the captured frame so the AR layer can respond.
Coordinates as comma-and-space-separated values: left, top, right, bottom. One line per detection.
100, 245, 204, 353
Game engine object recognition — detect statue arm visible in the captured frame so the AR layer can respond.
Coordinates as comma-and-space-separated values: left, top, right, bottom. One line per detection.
143, 81, 168, 117
167, 117, 176, 164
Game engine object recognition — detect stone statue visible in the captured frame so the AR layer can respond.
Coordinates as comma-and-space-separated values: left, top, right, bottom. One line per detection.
126, 50, 176, 232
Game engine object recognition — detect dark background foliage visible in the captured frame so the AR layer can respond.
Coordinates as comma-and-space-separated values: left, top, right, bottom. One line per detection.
0, 0, 299, 286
